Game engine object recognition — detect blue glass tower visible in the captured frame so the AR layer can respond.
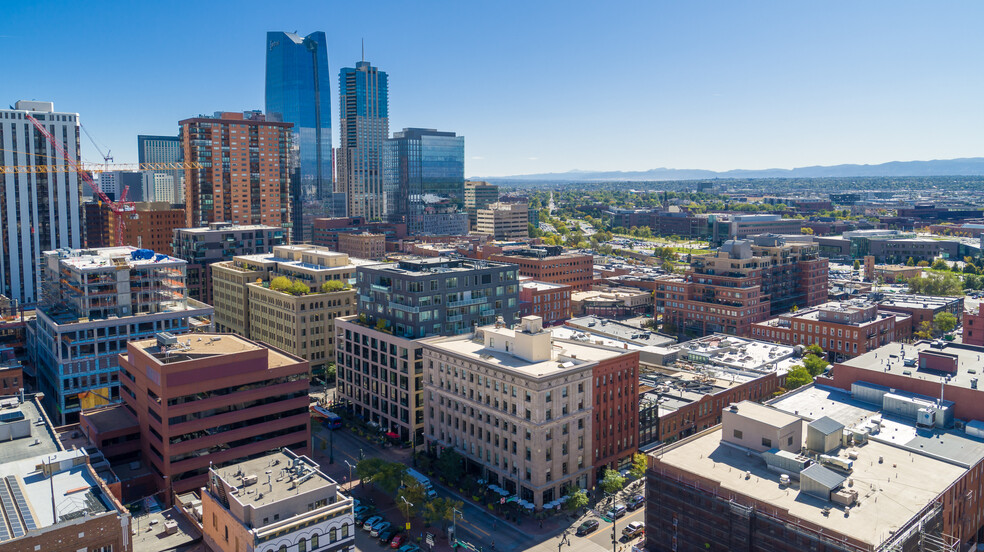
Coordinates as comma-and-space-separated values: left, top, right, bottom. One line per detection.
337, 61, 389, 221
265, 31, 333, 241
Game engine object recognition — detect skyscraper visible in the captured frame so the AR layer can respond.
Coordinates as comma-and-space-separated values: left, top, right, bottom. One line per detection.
337, 60, 389, 221
266, 31, 333, 242
179, 111, 293, 229
138, 134, 183, 203
385, 128, 468, 236
0, 101, 84, 306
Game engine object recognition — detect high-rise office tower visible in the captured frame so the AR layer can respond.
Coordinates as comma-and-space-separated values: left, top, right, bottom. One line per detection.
138, 135, 183, 203
385, 128, 468, 236
179, 111, 293, 229
337, 60, 389, 221
266, 31, 333, 243
0, 101, 84, 306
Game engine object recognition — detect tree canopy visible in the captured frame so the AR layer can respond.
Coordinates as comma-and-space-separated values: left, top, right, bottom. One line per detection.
599, 468, 625, 495
907, 272, 964, 296
785, 366, 813, 390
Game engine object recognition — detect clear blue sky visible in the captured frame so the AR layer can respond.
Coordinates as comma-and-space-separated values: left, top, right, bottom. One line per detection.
3, 0, 982, 177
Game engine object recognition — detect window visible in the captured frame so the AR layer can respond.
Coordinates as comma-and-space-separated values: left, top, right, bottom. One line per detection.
299, 538, 307, 552
342, 524, 350, 537
762, 437, 772, 448
329, 527, 338, 542
787, 436, 794, 446
733, 429, 743, 439
312, 533, 319, 548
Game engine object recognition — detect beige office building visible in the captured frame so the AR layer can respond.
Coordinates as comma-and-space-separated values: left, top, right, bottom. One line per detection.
476, 202, 529, 240
211, 244, 379, 371
337, 231, 385, 260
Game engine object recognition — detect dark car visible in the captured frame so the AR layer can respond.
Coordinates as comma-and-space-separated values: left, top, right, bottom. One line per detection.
378, 529, 398, 544
576, 519, 599, 536
627, 494, 645, 511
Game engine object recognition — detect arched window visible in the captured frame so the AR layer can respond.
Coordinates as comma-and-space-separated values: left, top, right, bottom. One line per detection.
311, 533, 320, 549
298, 537, 307, 552
329, 527, 338, 542
278, 546, 287, 552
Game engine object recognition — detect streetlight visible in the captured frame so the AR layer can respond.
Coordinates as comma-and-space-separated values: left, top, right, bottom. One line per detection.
344, 459, 355, 490
401, 496, 414, 536
608, 492, 617, 552
452, 507, 463, 548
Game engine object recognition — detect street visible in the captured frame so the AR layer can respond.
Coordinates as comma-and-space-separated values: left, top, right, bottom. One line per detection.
309, 419, 646, 552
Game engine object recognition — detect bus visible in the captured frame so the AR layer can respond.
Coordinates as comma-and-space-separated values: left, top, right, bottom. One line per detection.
311, 405, 343, 429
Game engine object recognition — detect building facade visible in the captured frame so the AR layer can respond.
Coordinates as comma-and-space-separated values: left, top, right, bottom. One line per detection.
86, 202, 185, 252
337, 61, 389, 220
202, 448, 354, 552
171, 222, 287, 305
138, 134, 183, 203
119, 333, 310, 497
0, 101, 84, 307
519, 280, 571, 326
385, 128, 467, 236
477, 202, 530, 240
964, 307, 984, 347
29, 247, 214, 424
180, 111, 293, 230
311, 216, 407, 251
422, 316, 640, 508
336, 231, 385, 260
266, 31, 334, 243
876, 293, 964, 329
750, 300, 912, 360
464, 181, 499, 230
211, 244, 367, 372
657, 236, 828, 337
488, 247, 595, 291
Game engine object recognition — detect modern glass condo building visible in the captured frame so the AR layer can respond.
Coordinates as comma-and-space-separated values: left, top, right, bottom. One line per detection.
337, 61, 389, 221
385, 128, 467, 236
266, 31, 333, 241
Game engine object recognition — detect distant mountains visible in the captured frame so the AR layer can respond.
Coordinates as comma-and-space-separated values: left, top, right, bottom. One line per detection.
477, 157, 984, 182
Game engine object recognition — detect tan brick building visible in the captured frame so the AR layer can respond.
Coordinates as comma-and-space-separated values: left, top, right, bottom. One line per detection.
477, 202, 529, 239
211, 244, 378, 371
337, 231, 385, 260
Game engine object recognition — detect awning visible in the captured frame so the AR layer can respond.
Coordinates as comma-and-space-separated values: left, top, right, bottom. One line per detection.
385, 431, 400, 439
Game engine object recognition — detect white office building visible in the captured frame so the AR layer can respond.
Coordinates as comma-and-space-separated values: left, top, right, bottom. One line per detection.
0, 100, 84, 306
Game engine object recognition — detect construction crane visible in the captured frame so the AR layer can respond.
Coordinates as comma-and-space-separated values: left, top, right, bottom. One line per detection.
24, 113, 136, 246
0, 161, 202, 174
81, 124, 113, 168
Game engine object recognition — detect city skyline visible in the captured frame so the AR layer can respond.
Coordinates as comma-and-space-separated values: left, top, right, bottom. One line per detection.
2, 1, 983, 177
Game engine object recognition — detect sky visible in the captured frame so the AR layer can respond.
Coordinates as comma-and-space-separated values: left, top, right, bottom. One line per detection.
3, 0, 983, 177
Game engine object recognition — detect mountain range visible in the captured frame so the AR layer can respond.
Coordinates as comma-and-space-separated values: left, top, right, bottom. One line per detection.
476, 157, 984, 182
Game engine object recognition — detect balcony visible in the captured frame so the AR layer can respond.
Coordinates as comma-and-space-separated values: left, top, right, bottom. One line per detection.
448, 296, 487, 308
371, 284, 391, 293
359, 294, 374, 303
390, 303, 420, 314
446, 314, 463, 322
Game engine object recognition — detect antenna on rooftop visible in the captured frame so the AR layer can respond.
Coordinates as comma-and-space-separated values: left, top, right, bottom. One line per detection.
361, 38, 365, 62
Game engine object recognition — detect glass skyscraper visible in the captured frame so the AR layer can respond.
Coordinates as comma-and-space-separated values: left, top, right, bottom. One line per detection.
337, 61, 388, 221
265, 31, 332, 241
385, 128, 468, 236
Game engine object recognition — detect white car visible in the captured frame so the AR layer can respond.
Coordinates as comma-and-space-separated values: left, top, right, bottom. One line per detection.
370, 521, 391, 537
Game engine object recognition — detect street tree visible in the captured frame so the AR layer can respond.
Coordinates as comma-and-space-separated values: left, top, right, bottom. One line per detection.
435, 449, 464, 483
785, 366, 813, 390
563, 486, 589, 513
374, 461, 408, 494
628, 453, 647, 480
914, 321, 934, 340
356, 458, 387, 488
802, 354, 828, 377
907, 272, 964, 296
934, 311, 958, 335
599, 468, 625, 495
396, 480, 427, 519
804, 344, 824, 357
422, 498, 463, 531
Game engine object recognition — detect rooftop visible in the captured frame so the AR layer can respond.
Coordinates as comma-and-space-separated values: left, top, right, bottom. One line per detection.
668, 334, 799, 375
131, 506, 203, 552
176, 223, 283, 234
655, 423, 967, 548
520, 280, 569, 292
566, 316, 676, 347
82, 404, 139, 434
130, 333, 299, 369
877, 294, 963, 310
49, 246, 183, 271
212, 450, 340, 509
836, 341, 984, 392
0, 398, 60, 465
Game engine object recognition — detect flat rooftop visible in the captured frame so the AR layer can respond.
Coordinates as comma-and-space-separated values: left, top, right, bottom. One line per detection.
130, 333, 299, 369
177, 224, 281, 233
51, 246, 183, 270
213, 450, 338, 508
566, 316, 675, 347
131, 506, 202, 551
669, 334, 798, 374
0, 400, 59, 464
878, 294, 962, 310
837, 341, 984, 392
82, 404, 139, 434
655, 425, 967, 548
521, 280, 569, 291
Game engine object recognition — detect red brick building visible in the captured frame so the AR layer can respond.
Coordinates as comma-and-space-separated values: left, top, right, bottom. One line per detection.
877, 293, 964, 329
87, 201, 186, 251
118, 333, 310, 499
593, 350, 640, 474
750, 300, 911, 360
656, 236, 828, 337
0, 361, 21, 395
964, 307, 984, 347
487, 247, 594, 291
519, 280, 571, 326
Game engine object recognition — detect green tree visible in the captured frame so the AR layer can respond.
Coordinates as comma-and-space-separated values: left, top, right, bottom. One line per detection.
599, 468, 625, 495
804, 344, 825, 357
934, 311, 958, 334
396, 480, 427, 519
435, 450, 464, 483
802, 354, 828, 377
914, 320, 934, 340
374, 461, 408, 494
965, 274, 982, 291
288, 280, 310, 295
785, 366, 813, 390
563, 486, 589, 513
932, 258, 949, 271
269, 276, 291, 292
853, 259, 861, 271
324, 363, 336, 384
964, 263, 979, 275
801, 227, 815, 235
356, 458, 387, 488
917, 260, 930, 267
628, 453, 647, 480
906, 257, 916, 266
321, 280, 345, 293
422, 498, 463, 531
907, 272, 964, 296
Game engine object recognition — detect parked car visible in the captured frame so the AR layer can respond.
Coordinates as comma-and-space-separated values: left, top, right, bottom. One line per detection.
363, 516, 383, 531
607, 503, 627, 519
390, 534, 407, 548
371, 521, 392, 538
378, 528, 397, 543
399, 545, 421, 552
623, 521, 644, 538
355, 509, 376, 524
576, 519, 600, 536
627, 495, 645, 510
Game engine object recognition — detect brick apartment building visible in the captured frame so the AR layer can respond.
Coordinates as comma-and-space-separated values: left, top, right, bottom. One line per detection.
337, 231, 385, 260
656, 236, 828, 338
180, 111, 293, 229
876, 293, 964, 329
964, 306, 984, 346
118, 333, 310, 498
0, 361, 21, 395
488, 246, 595, 291
750, 299, 911, 361
519, 280, 572, 326
85, 201, 185, 251
311, 216, 407, 250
